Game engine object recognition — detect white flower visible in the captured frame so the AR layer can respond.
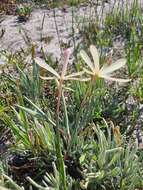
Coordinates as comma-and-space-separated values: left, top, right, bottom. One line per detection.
80, 45, 131, 82
35, 49, 86, 84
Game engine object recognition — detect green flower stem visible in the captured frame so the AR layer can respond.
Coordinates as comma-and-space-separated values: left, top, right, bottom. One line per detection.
55, 80, 67, 190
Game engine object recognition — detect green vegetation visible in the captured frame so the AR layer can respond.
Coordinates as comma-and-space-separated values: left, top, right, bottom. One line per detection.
16, 4, 32, 21
0, 0, 143, 190
16, 0, 88, 7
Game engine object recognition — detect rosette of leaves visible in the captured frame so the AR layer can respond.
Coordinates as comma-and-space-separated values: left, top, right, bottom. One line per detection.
16, 4, 32, 22
79, 125, 141, 190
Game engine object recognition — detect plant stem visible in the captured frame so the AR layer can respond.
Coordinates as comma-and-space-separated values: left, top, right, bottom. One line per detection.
55, 80, 67, 190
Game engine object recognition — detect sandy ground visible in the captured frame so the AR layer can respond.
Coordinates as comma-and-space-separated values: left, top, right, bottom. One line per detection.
0, 0, 143, 60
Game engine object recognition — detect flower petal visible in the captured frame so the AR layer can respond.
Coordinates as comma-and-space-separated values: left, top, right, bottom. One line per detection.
83, 68, 93, 75
35, 57, 60, 78
40, 76, 56, 80
90, 45, 99, 72
100, 59, 126, 75
102, 75, 131, 83
61, 49, 70, 77
65, 77, 91, 81
80, 50, 94, 71
65, 71, 85, 79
